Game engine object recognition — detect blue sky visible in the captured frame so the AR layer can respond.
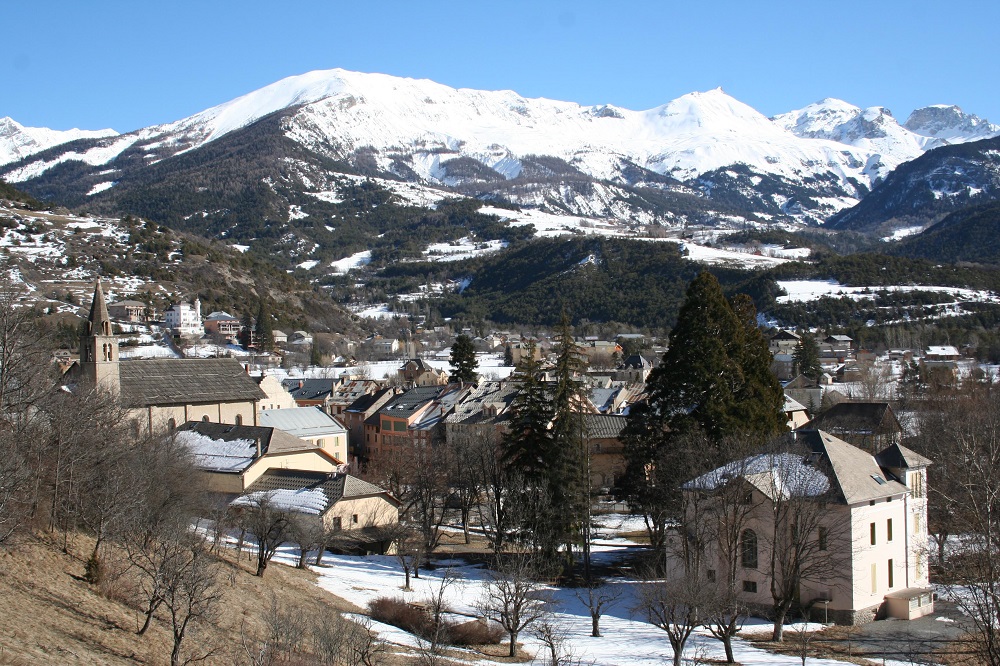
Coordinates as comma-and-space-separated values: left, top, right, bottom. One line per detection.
5, 0, 998, 132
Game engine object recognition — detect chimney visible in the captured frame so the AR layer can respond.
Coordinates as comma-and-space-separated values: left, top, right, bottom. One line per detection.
299, 380, 304, 389
255, 437, 262, 458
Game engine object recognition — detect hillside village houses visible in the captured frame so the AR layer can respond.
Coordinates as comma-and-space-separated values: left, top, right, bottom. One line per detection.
83, 277, 959, 627
70, 281, 400, 538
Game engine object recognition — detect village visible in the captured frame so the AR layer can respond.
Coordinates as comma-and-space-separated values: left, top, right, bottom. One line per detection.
30, 277, 993, 666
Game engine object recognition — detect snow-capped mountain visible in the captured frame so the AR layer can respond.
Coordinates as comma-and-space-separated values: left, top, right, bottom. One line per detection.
0, 117, 117, 167
2, 68, 997, 230
904, 105, 1000, 143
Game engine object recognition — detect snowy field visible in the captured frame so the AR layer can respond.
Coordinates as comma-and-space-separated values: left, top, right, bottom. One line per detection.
776, 279, 1000, 305
261, 543, 840, 666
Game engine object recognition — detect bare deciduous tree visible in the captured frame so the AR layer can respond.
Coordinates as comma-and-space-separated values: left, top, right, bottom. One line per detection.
634, 575, 705, 666
475, 556, 552, 658
234, 493, 291, 577
161, 536, 223, 666
573, 582, 623, 638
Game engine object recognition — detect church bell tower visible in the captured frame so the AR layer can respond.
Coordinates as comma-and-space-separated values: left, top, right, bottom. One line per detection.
80, 280, 120, 395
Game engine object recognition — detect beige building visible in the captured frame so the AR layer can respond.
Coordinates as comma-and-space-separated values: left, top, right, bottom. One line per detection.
73, 281, 266, 434
685, 430, 931, 625
174, 420, 346, 495
255, 374, 298, 411
233, 469, 399, 534
259, 406, 349, 465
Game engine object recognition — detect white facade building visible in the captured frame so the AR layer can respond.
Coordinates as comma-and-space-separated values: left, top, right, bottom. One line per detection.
164, 298, 203, 336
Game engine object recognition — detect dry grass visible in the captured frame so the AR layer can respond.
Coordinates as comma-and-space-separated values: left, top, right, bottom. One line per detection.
0, 531, 367, 665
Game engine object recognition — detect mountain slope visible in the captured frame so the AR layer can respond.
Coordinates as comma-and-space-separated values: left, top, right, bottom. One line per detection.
0, 117, 117, 167
827, 136, 1000, 232
891, 200, 1000, 265
5, 68, 996, 235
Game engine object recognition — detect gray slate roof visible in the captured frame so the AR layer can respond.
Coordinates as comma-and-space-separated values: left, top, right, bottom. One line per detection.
120, 358, 266, 407
241, 469, 399, 515
688, 429, 909, 505
876, 442, 933, 470
259, 406, 347, 438
581, 414, 628, 440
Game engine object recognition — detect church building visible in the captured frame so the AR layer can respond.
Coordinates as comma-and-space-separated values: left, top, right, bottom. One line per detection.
74, 281, 266, 435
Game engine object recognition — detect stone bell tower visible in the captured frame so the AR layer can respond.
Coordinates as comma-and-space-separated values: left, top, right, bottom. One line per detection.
80, 279, 120, 395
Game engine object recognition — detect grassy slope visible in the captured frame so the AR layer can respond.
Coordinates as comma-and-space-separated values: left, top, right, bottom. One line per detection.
0, 532, 361, 665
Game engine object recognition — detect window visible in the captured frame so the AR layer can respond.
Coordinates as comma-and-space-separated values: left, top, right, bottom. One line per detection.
743, 581, 757, 593
818, 527, 828, 551
870, 522, 876, 546
871, 563, 877, 594
330, 517, 342, 531
167, 418, 176, 431
393, 420, 406, 432
887, 518, 893, 542
352, 514, 359, 524
741, 530, 758, 569
706, 570, 716, 582
381, 419, 391, 431
888, 559, 894, 588
914, 513, 922, 534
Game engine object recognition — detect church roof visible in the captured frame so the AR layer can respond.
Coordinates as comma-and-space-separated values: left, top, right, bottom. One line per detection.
87, 280, 111, 336
119, 358, 266, 407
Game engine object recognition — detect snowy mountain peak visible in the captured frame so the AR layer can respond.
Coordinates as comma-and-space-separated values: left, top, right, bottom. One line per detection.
904, 104, 1000, 142
0, 116, 118, 167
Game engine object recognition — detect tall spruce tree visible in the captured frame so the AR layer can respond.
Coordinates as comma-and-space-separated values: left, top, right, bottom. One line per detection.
500, 341, 557, 559
644, 272, 784, 439
255, 298, 274, 353
449, 334, 478, 383
622, 272, 786, 557
793, 332, 822, 381
549, 314, 591, 577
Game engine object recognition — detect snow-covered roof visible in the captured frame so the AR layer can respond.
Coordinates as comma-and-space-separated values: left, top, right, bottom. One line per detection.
175, 429, 257, 473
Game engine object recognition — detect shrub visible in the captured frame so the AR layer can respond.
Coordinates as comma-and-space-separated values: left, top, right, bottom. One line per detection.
368, 597, 431, 636
449, 619, 504, 646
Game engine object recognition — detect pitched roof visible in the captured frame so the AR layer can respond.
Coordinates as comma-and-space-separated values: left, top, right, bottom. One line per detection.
445, 380, 522, 425
876, 442, 932, 470
345, 387, 397, 414
378, 385, 451, 419
119, 358, 266, 407
236, 469, 398, 515
688, 429, 908, 505
282, 378, 337, 401
804, 402, 900, 435
259, 406, 347, 438
581, 413, 627, 439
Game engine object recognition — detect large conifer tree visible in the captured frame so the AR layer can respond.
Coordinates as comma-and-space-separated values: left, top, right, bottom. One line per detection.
793, 332, 822, 381
449, 334, 478, 383
622, 272, 785, 556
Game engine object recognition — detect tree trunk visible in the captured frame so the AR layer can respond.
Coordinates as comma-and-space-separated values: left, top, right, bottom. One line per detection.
508, 630, 518, 657
591, 614, 601, 637
315, 544, 326, 566
297, 547, 308, 569
773, 607, 788, 642
403, 566, 411, 591
671, 639, 684, 666
723, 633, 735, 663
462, 506, 471, 545
256, 550, 268, 577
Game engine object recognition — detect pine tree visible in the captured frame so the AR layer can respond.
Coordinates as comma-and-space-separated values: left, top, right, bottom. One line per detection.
255, 298, 274, 353
549, 314, 591, 577
501, 342, 552, 483
449, 334, 478, 383
793, 332, 822, 381
622, 273, 786, 558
